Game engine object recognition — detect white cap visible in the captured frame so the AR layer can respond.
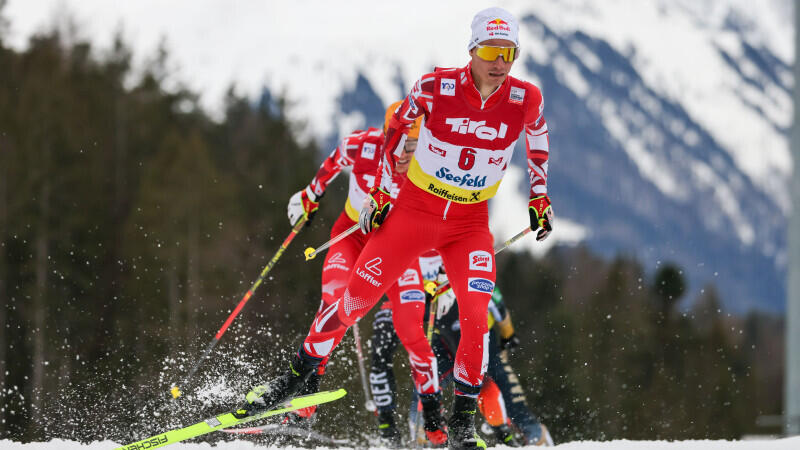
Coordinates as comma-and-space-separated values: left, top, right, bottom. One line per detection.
468, 7, 519, 50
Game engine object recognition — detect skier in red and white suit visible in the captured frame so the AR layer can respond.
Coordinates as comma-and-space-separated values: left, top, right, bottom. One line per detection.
243, 7, 553, 450
285, 102, 448, 444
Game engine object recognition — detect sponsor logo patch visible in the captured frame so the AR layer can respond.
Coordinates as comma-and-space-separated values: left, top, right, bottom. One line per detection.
486, 18, 511, 38
428, 143, 447, 157
328, 252, 347, 264
400, 289, 426, 303
398, 268, 420, 286
323, 252, 349, 272
444, 118, 508, 141
440, 78, 456, 96
427, 183, 470, 203
467, 277, 495, 293
323, 262, 349, 272
365, 257, 382, 275
510, 86, 525, 104
361, 142, 376, 160
488, 156, 503, 166
356, 267, 382, 287
435, 167, 487, 188
125, 435, 168, 449
469, 250, 492, 272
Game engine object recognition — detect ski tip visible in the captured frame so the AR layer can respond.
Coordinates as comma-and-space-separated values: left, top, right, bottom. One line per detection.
304, 247, 316, 260
171, 385, 182, 399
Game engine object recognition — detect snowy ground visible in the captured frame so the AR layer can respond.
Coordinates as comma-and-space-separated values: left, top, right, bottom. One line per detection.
2, 437, 800, 449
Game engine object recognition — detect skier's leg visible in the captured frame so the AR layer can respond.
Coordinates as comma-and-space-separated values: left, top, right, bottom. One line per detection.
478, 378, 507, 428
437, 224, 495, 449
300, 205, 427, 361
481, 348, 522, 447
387, 260, 447, 445
437, 228, 495, 394
319, 219, 366, 307
287, 220, 366, 423
242, 197, 433, 414
369, 303, 402, 445
410, 335, 456, 445
387, 261, 439, 396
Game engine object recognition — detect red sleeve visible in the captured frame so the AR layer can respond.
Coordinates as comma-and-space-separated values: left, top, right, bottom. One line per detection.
523, 84, 550, 198
308, 132, 359, 196
376, 73, 436, 192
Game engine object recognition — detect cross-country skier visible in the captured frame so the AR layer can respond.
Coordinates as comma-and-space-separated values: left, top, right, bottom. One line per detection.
281, 102, 448, 445
239, 7, 553, 450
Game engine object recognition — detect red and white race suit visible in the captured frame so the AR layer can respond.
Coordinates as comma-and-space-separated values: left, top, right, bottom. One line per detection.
304, 128, 439, 395
303, 63, 550, 394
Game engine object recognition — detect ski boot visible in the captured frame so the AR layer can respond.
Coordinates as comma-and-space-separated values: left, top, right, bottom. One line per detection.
420, 392, 448, 446
233, 351, 318, 419
281, 365, 324, 429
375, 409, 402, 448
448, 395, 486, 450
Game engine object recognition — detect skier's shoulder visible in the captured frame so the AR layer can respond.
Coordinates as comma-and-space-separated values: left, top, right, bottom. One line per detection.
505, 75, 543, 104
344, 127, 384, 146
504, 76, 544, 125
412, 67, 459, 94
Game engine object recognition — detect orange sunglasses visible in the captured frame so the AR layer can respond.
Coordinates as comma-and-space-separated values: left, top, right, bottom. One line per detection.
474, 45, 519, 62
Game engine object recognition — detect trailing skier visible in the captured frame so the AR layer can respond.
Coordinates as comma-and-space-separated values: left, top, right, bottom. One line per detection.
280, 102, 448, 445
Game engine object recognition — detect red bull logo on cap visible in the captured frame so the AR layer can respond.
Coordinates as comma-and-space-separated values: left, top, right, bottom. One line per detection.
486, 18, 511, 35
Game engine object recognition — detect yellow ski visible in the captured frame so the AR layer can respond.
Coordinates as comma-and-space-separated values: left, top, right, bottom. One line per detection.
113, 388, 346, 450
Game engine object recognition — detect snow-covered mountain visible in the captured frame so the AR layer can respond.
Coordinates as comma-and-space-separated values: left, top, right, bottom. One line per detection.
5, 0, 793, 312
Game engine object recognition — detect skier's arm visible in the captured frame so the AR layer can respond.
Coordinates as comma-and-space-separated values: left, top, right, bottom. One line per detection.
287, 137, 356, 226
308, 136, 357, 197
524, 85, 549, 198
524, 84, 554, 241
359, 76, 432, 233
377, 76, 433, 192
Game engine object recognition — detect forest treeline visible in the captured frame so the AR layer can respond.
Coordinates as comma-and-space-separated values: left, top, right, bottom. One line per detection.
0, 19, 786, 445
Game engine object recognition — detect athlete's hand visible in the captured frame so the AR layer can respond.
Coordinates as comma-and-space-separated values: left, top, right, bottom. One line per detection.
529, 195, 553, 241
358, 187, 392, 234
287, 186, 320, 226
435, 287, 456, 320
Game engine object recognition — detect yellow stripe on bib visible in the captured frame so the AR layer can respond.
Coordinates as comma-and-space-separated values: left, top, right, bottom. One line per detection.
407, 158, 501, 204
344, 197, 360, 222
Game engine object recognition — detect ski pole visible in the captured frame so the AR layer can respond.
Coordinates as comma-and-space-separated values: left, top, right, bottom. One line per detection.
351, 321, 377, 412
494, 226, 533, 255
170, 217, 308, 399
304, 223, 360, 260
433, 226, 533, 297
